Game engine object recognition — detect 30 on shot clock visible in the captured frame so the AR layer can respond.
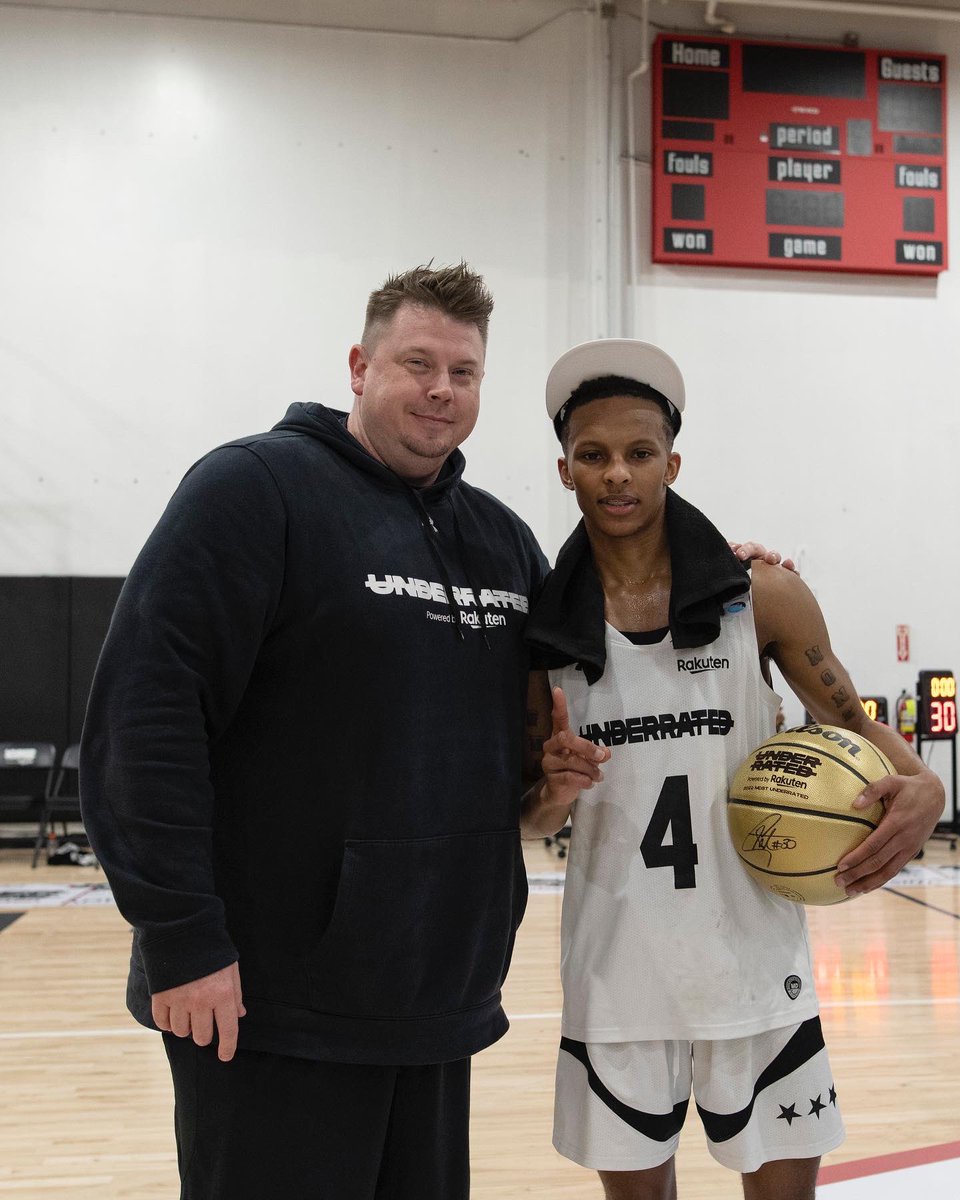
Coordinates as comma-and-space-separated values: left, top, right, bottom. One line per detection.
917, 670, 958, 739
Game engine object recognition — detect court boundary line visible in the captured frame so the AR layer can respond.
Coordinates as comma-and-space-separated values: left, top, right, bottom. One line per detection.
818, 1139, 960, 1183
884, 887, 960, 920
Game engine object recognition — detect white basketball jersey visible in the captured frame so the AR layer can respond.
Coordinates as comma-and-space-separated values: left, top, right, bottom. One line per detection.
551, 592, 818, 1042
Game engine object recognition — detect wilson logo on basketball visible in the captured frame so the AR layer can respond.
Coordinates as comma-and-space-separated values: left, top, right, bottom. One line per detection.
792, 724, 862, 758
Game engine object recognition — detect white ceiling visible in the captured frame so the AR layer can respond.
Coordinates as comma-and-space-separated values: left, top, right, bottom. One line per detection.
4, 0, 960, 40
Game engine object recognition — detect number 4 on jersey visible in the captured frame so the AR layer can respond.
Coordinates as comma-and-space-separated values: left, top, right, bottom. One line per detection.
639, 775, 699, 889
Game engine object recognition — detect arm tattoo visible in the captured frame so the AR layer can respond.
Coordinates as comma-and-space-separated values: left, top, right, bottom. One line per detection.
832, 687, 849, 708
820, 669, 836, 686
841, 706, 855, 720
805, 645, 824, 666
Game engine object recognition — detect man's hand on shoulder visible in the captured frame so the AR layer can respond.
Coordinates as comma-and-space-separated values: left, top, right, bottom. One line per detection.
729, 540, 797, 573
151, 961, 246, 1062
749, 556, 810, 657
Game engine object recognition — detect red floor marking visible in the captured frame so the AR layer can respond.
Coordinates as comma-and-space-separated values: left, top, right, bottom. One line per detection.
818, 1140, 960, 1183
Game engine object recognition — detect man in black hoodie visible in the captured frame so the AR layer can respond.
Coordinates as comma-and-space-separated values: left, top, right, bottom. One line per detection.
81, 262, 574, 1199
80, 264, 780, 1199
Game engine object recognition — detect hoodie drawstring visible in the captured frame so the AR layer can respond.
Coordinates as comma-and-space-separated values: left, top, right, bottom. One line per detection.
406, 490, 491, 650
406, 489, 466, 642
452, 506, 491, 651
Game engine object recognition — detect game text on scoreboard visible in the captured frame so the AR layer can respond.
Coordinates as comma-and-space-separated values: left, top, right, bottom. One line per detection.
652, 36, 948, 275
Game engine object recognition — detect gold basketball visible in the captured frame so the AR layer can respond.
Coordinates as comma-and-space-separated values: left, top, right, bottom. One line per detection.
727, 724, 893, 905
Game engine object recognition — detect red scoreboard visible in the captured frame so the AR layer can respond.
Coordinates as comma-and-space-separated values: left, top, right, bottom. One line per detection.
652, 34, 948, 275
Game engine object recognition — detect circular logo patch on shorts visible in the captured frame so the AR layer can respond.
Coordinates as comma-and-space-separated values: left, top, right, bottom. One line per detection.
784, 975, 802, 1000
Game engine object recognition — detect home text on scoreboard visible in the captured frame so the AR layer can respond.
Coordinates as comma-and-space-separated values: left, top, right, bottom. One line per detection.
652, 35, 948, 275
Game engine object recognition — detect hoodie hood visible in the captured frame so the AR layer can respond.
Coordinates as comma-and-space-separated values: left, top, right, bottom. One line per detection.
273, 402, 466, 502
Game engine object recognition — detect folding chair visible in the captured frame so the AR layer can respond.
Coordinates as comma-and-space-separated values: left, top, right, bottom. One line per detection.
0, 742, 57, 854
33, 743, 89, 868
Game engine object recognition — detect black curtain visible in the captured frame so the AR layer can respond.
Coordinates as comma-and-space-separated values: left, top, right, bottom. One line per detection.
0, 577, 124, 749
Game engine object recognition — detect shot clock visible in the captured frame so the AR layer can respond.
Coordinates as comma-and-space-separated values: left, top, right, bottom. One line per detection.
918, 670, 958, 739
860, 696, 889, 724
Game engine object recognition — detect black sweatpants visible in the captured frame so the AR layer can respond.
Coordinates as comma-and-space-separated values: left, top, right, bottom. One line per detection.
162, 1034, 471, 1200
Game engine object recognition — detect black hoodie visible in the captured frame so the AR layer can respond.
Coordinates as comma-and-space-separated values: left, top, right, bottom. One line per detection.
80, 403, 548, 1065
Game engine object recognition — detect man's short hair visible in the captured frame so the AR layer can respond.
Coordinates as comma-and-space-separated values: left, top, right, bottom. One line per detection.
363, 262, 494, 347
557, 375, 680, 453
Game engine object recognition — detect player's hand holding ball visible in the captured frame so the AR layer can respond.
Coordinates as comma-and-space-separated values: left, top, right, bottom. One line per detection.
837, 761, 944, 895
727, 723, 894, 905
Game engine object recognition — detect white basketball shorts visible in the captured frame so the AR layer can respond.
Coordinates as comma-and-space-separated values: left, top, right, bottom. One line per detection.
553, 1017, 845, 1175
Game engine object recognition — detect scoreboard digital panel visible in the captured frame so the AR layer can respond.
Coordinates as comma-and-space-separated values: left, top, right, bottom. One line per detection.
918, 670, 957, 739
860, 696, 889, 725
652, 35, 948, 275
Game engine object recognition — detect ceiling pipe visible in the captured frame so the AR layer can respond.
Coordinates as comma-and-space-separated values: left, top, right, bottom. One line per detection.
590, 0, 614, 338
687, 0, 960, 25
704, 0, 737, 34
625, 0, 651, 335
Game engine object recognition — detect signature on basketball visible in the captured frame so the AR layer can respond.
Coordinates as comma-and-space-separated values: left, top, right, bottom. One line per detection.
741, 815, 797, 865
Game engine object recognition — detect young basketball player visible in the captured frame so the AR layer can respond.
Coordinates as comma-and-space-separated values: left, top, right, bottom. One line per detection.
521, 340, 944, 1200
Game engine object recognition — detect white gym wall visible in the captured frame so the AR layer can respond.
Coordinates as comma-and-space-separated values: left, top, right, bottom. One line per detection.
0, 3, 588, 576
0, 1, 956, 754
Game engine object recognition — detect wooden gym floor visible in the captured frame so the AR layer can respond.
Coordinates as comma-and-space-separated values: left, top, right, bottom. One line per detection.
1, 838, 957, 1198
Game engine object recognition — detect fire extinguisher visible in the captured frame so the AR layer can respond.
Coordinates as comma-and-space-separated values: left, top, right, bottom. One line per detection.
896, 689, 917, 743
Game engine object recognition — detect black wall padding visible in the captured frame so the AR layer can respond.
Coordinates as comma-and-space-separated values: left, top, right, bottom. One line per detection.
0, 576, 124, 751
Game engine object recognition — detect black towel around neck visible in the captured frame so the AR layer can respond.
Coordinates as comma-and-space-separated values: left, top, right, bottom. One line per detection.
525, 488, 751, 684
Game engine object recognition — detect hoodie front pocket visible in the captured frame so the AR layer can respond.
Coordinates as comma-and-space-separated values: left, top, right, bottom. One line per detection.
304, 829, 527, 1019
